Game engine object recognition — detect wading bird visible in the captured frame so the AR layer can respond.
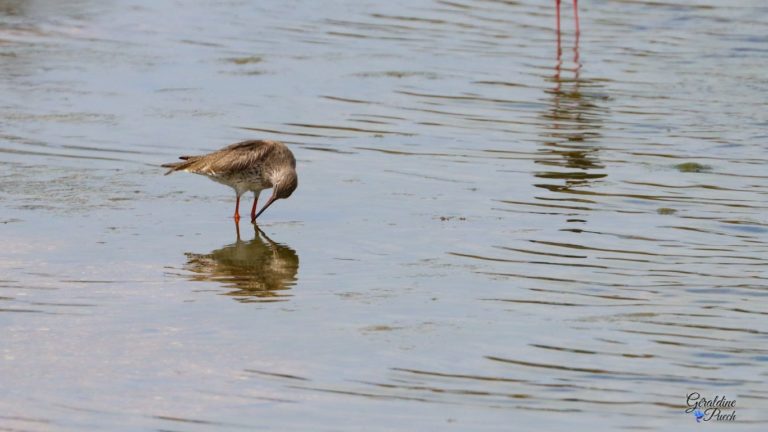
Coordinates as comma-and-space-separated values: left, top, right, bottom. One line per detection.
162, 140, 297, 222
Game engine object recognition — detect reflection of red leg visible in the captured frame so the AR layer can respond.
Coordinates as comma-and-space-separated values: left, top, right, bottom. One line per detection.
250, 195, 259, 222
573, 0, 580, 36
234, 195, 241, 222
234, 218, 242, 242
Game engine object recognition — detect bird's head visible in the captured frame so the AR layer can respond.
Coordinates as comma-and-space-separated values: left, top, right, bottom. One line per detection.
255, 167, 298, 220
273, 168, 298, 199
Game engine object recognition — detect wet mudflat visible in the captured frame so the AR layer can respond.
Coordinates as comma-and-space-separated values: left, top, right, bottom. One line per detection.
1, 0, 767, 430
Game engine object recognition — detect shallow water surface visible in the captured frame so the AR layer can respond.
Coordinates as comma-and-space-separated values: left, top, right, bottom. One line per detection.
1, 0, 767, 430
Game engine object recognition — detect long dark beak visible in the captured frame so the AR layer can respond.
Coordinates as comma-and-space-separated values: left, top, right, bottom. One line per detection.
254, 194, 277, 220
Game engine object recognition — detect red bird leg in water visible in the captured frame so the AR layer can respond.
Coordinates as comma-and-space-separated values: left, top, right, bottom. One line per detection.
555, 1, 580, 34
234, 195, 241, 222
555, 0, 562, 57
573, 0, 580, 35
250, 195, 259, 222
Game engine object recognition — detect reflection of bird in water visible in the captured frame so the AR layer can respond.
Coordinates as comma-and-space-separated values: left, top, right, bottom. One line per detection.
184, 224, 299, 302
536, 14, 608, 195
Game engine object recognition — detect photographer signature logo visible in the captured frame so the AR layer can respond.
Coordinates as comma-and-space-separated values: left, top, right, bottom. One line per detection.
686, 392, 736, 423
693, 409, 705, 422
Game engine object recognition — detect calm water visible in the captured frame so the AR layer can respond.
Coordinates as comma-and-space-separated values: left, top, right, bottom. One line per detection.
1, 0, 767, 430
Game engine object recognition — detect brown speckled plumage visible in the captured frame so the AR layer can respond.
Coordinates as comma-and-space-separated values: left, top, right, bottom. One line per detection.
162, 140, 298, 221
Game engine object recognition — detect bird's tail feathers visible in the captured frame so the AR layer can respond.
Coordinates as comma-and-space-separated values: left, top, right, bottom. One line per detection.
161, 156, 199, 175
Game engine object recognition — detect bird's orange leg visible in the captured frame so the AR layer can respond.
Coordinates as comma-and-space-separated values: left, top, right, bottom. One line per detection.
250, 195, 259, 223
234, 196, 241, 222
573, 0, 580, 36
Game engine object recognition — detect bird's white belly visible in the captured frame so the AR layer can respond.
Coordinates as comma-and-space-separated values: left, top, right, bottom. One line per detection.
207, 173, 269, 196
